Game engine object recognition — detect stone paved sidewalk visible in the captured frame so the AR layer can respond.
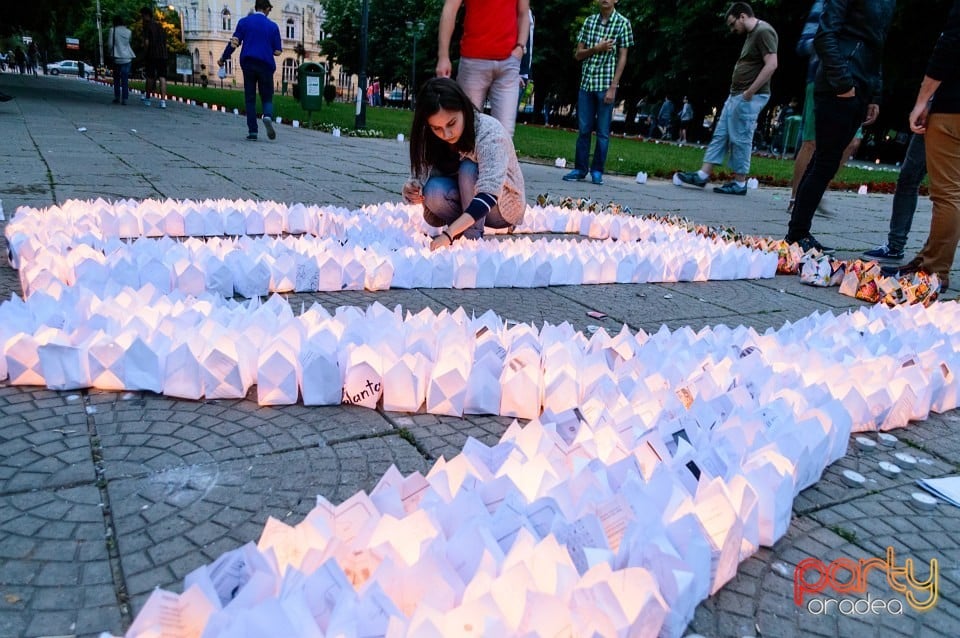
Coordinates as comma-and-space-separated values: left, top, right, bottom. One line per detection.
0, 73, 958, 638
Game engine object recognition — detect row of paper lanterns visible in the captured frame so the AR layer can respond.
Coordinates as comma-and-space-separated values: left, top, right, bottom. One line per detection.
91, 296, 960, 637
6, 200, 776, 297
8, 198, 953, 637
4, 287, 957, 423
15, 232, 773, 299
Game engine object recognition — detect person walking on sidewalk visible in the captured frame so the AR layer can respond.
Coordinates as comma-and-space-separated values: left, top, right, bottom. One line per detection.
436, 0, 530, 137
674, 2, 777, 196
108, 15, 136, 106
882, 0, 960, 292
678, 96, 694, 143
401, 77, 526, 249
218, 0, 282, 141
862, 133, 927, 263
784, 0, 895, 253
561, 0, 634, 186
140, 7, 168, 108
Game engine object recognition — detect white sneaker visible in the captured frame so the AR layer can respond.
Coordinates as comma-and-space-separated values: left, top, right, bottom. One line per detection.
160, 99, 167, 109
263, 116, 276, 140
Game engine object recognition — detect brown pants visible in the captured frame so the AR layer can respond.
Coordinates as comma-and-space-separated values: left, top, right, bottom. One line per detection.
917, 113, 960, 286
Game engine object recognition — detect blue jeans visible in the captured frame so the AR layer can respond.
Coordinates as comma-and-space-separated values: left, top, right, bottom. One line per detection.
241, 59, 274, 135
703, 93, 769, 176
113, 62, 131, 102
574, 89, 614, 175
788, 94, 868, 240
887, 134, 928, 252
421, 160, 511, 239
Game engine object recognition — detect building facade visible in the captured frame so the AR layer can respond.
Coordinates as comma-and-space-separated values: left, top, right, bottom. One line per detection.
167, 0, 329, 89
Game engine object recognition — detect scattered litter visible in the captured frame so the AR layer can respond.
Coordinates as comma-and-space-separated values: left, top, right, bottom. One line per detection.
52, 429, 77, 435
636, 292, 646, 298
66, 394, 80, 401
842, 469, 866, 486
130, 129, 137, 133
586, 324, 600, 334
663, 293, 673, 299
771, 561, 792, 578
586, 310, 607, 319
917, 475, 960, 508
85, 405, 98, 414
77, 127, 87, 132
911, 491, 938, 511
894, 452, 918, 467
554, 157, 566, 168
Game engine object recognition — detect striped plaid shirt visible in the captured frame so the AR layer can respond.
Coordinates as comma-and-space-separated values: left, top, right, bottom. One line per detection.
577, 10, 634, 92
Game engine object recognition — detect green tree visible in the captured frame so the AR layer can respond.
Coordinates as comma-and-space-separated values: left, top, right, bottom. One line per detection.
321, 0, 442, 94
71, 2, 186, 68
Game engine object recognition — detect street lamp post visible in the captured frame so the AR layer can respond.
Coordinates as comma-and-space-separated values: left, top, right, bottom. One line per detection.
96, 0, 104, 70
355, 0, 369, 129
167, 5, 186, 44
406, 20, 424, 110
167, 5, 188, 84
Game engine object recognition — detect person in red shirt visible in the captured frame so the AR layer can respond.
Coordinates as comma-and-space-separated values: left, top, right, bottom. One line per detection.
436, 0, 530, 137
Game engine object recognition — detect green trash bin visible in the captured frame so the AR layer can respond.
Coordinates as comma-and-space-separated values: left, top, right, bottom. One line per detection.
782, 114, 803, 154
297, 62, 325, 112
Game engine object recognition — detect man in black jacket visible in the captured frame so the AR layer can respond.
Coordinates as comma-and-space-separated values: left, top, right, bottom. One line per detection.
883, 0, 960, 291
784, 0, 895, 252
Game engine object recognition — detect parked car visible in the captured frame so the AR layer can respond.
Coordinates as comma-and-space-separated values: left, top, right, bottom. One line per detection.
385, 89, 409, 107
46, 60, 90, 76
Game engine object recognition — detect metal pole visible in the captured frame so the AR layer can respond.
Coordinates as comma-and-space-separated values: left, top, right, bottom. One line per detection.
411, 29, 417, 110
96, 0, 104, 68
355, 0, 368, 129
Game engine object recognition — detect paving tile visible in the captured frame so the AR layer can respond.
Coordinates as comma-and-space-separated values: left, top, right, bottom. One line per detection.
96, 392, 396, 479
0, 388, 94, 494
0, 485, 123, 638
109, 437, 428, 612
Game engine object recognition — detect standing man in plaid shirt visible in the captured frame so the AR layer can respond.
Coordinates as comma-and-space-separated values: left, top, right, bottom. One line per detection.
675, 2, 778, 195
562, 0, 634, 186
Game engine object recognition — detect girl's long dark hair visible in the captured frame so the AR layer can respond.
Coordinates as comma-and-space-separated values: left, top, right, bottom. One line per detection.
409, 77, 478, 181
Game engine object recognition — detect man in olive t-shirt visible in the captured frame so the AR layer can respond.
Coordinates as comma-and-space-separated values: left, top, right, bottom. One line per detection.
675, 2, 778, 195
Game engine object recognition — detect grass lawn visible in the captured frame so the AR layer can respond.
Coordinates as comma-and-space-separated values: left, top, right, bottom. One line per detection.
152, 82, 902, 189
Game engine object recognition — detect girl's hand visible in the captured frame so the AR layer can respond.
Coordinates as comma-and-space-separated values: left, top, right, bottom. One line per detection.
402, 179, 423, 204
429, 233, 451, 251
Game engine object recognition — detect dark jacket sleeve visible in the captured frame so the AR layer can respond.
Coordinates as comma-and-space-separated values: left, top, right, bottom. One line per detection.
813, 0, 854, 94
927, 0, 960, 82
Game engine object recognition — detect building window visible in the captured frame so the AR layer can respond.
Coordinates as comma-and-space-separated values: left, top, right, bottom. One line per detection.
193, 48, 200, 68
222, 9, 232, 31
283, 58, 296, 83
286, 18, 295, 39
